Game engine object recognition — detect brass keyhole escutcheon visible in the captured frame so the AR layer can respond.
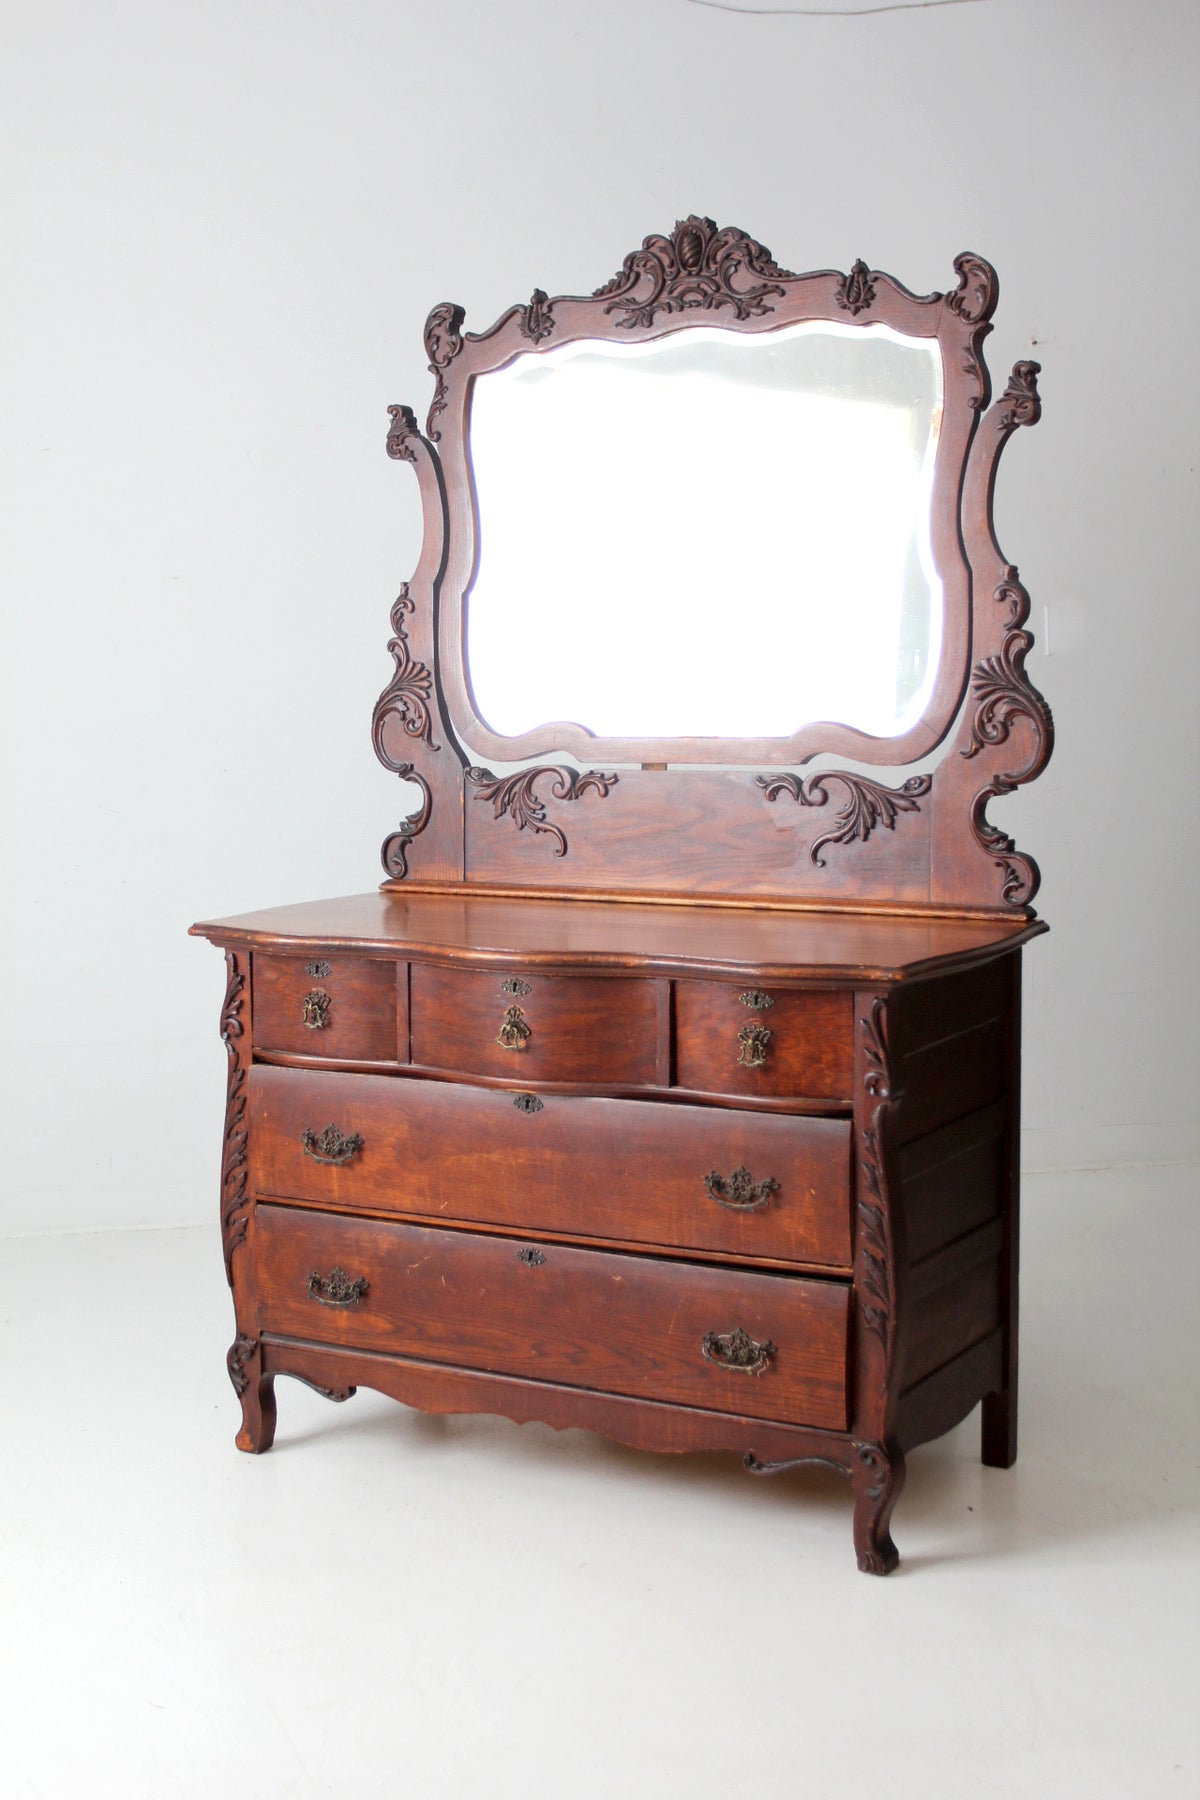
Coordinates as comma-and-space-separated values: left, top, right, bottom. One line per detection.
737, 1022, 772, 1069
302, 988, 332, 1030
497, 1004, 532, 1050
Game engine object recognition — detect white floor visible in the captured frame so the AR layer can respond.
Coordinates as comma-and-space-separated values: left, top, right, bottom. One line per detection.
3, 1165, 1198, 1800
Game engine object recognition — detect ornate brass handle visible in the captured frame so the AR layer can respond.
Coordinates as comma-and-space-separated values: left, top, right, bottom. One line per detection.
497, 1004, 532, 1050
705, 1167, 779, 1211
301, 1123, 364, 1165
308, 1267, 369, 1307
701, 1327, 777, 1376
736, 1022, 772, 1069
302, 988, 332, 1030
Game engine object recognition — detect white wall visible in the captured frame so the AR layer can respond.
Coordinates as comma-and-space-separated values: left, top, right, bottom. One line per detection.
4, 0, 1197, 1234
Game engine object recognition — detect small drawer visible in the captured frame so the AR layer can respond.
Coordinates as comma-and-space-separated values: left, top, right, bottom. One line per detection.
252, 954, 401, 1061
249, 1066, 853, 1270
675, 982, 853, 1102
254, 1205, 850, 1430
409, 964, 658, 1086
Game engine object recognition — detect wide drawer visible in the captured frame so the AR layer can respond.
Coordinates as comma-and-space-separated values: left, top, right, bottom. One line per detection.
409, 964, 659, 1086
253, 953, 400, 1061
255, 1205, 850, 1429
674, 982, 854, 1102
249, 1066, 853, 1270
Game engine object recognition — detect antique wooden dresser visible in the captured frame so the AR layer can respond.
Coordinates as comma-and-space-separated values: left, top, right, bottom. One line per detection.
193, 219, 1052, 1572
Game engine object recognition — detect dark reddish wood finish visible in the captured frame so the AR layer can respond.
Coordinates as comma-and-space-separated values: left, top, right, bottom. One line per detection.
249, 1064, 853, 1269
375, 222, 1052, 919
254, 1204, 850, 1429
674, 982, 853, 1102
252, 952, 401, 1061
409, 962, 659, 1085
192, 225, 1051, 1572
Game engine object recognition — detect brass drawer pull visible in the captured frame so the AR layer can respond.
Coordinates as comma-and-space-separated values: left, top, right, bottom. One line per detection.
701, 1327, 777, 1376
301, 1123, 365, 1165
705, 1166, 780, 1212
497, 1004, 532, 1050
302, 988, 332, 1030
736, 1022, 772, 1068
308, 1266, 369, 1307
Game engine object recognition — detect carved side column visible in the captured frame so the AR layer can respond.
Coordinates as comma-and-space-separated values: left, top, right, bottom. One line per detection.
931, 361, 1054, 912
219, 950, 275, 1452
375, 400, 464, 884
850, 991, 907, 1573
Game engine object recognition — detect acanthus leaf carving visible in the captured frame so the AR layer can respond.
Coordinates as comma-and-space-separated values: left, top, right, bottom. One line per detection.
385, 403, 420, 463
466, 765, 618, 857
594, 215, 790, 331
996, 359, 1042, 431
227, 1333, 257, 1397
519, 288, 555, 345
944, 251, 998, 326
380, 764, 432, 880
756, 770, 932, 866
835, 259, 876, 316
372, 583, 439, 759
220, 952, 250, 1285
424, 300, 465, 441
856, 1001, 894, 1362
964, 568, 1054, 910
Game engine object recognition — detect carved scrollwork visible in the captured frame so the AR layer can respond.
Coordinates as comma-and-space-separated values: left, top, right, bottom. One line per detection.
964, 567, 1054, 909
220, 952, 250, 1286
424, 301, 465, 441
996, 359, 1042, 431
372, 584, 439, 759
594, 215, 790, 330
944, 251, 998, 325
857, 1002, 894, 1358
964, 577, 1053, 767
466, 765, 618, 857
227, 1333, 257, 1398
380, 764, 432, 880
756, 770, 932, 866
519, 288, 555, 345
836, 259, 875, 316
385, 402, 420, 463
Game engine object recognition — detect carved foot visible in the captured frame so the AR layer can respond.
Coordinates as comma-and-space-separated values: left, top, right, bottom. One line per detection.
851, 1440, 905, 1575
981, 1388, 1017, 1468
227, 1334, 277, 1454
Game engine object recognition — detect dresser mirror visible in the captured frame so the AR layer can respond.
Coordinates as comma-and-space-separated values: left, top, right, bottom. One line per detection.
465, 320, 946, 749
378, 219, 1049, 911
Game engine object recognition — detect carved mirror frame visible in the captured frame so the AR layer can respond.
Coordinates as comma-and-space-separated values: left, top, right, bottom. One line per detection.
374, 218, 1052, 919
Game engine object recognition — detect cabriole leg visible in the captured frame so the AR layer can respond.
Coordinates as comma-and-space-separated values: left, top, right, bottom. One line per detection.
227, 1334, 276, 1454
852, 1441, 905, 1575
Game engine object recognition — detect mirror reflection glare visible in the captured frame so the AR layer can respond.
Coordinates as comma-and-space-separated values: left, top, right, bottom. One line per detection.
466, 320, 944, 745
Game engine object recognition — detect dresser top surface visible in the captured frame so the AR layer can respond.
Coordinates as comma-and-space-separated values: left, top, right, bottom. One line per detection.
191, 890, 1045, 983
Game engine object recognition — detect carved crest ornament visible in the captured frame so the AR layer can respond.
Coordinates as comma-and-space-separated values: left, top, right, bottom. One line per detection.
375, 219, 1050, 915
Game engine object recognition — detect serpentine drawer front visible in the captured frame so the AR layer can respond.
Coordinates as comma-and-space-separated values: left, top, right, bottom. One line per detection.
253, 953, 400, 1061
674, 982, 855, 1102
409, 964, 660, 1085
254, 1204, 851, 1429
249, 1065, 853, 1270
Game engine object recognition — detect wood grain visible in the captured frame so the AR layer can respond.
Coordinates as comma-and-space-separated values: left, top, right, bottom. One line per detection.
409, 963, 659, 1085
249, 1065, 853, 1269
254, 1205, 850, 1429
252, 953, 400, 1062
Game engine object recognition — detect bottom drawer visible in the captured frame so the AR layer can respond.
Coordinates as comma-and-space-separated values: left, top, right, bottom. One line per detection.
255, 1205, 849, 1430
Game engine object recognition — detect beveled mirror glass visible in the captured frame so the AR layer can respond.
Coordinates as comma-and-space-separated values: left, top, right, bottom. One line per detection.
466, 320, 944, 746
